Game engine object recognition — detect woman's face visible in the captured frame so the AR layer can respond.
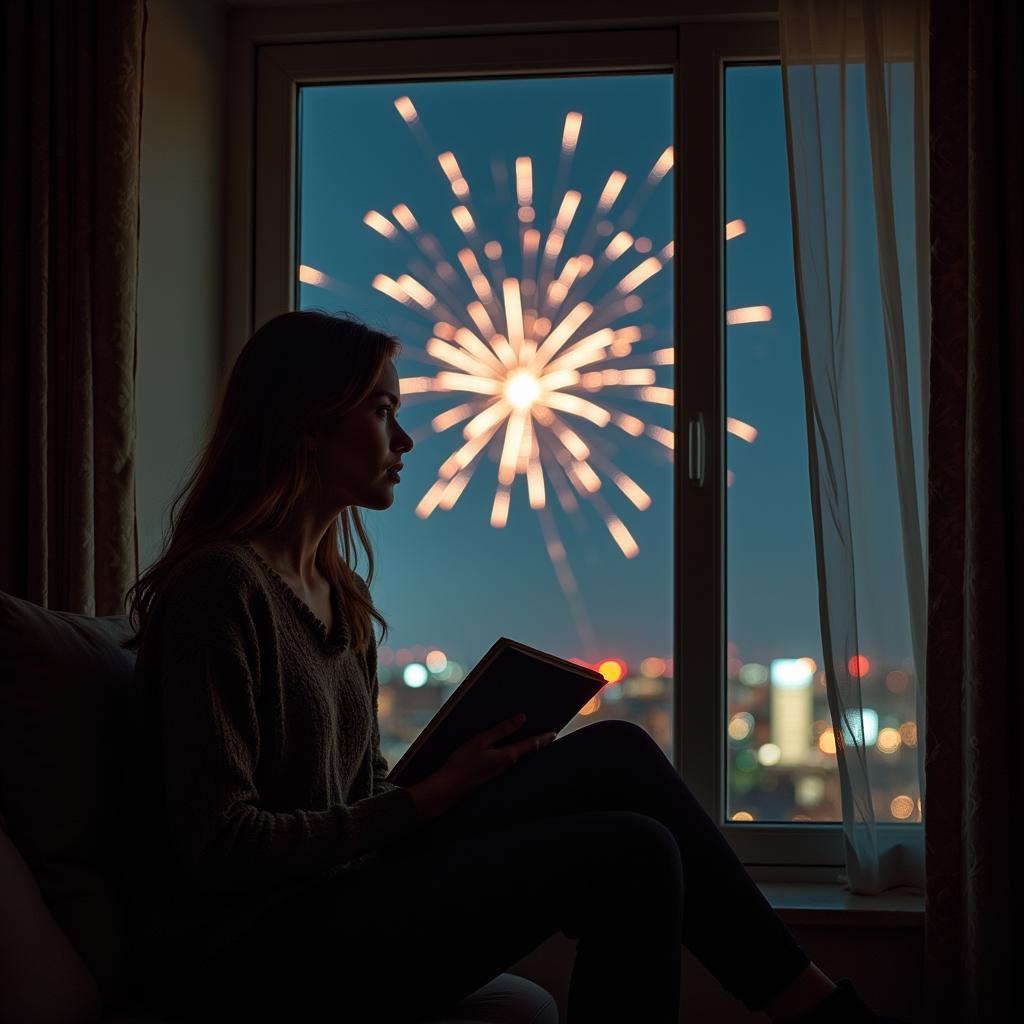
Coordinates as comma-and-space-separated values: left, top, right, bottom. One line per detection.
310, 359, 414, 511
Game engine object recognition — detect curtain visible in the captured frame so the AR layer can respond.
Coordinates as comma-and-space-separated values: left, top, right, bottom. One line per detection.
0, 0, 145, 616
779, 0, 928, 894
925, 0, 1023, 1016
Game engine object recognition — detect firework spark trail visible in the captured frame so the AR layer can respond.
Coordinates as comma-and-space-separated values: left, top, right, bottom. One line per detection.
617, 145, 675, 232
536, 498, 599, 661
533, 427, 603, 659
553, 112, 583, 198
573, 168, 629, 259
397, 94, 492, 262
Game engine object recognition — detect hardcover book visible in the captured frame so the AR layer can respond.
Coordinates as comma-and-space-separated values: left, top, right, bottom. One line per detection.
386, 636, 607, 788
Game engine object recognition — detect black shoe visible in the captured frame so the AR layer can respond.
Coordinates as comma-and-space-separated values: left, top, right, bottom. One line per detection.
778, 979, 908, 1023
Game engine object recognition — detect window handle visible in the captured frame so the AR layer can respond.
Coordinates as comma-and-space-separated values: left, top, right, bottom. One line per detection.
688, 414, 705, 486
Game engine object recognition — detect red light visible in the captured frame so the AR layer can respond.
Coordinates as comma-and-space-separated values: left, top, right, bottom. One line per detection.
848, 654, 871, 678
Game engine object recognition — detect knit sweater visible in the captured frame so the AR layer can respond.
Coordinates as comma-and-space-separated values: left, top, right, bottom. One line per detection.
118, 540, 419, 1009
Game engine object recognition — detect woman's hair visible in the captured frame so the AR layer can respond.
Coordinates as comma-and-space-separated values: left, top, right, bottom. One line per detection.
122, 309, 402, 655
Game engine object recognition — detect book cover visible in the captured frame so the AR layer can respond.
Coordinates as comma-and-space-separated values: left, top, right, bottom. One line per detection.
385, 637, 607, 788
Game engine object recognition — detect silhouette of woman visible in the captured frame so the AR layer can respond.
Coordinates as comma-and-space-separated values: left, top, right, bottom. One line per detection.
120, 311, 900, 1023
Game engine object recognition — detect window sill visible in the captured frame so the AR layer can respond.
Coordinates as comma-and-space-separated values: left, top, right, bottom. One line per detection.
758, 882, 924, 928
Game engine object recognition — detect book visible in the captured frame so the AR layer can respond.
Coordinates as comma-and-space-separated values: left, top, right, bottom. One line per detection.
385, 636, 607, 788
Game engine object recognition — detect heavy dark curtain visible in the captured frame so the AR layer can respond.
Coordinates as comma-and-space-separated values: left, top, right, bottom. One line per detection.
925, 0, 1023, 1016
0, 0, 146, 615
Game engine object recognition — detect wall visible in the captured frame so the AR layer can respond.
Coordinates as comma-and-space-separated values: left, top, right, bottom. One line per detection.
136, 0, 226, 571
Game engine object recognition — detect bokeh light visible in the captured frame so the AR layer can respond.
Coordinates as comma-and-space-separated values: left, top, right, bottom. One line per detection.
739, 662, 769, 686
640, 656, 667, 678
848, 654, 871, 678
597, 658, 627, 684
403, 663, 429, 688
728, 712, 755, 741
876, 727, 902, 754
899, 721, 918, 747
425, 649, 448, 673
795, 774, 826, 807
885, 670, 910, 693
890, 794, 915, 819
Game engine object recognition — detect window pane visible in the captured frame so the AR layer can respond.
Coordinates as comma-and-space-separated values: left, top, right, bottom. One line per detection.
297, 75, 674, 768
724, 65, 921, 825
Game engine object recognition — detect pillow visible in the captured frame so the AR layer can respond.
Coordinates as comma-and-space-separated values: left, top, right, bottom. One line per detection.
0, 591, 137, 1012
0, 811, 102, 1023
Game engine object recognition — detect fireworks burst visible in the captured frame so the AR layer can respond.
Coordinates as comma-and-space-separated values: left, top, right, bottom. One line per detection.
370, 99, 677, 551
301, 94, 768, 654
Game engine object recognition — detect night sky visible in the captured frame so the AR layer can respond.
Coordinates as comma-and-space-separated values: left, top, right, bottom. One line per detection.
296, 67, 914, 677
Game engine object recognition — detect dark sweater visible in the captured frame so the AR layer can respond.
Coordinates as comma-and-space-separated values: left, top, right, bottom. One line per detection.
119, 540, 419, 1008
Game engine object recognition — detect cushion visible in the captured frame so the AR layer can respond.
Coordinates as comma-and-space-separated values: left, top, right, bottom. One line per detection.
0, 810, 102, 1023
421, 973, 559, 1024
0, 591, 137, 1013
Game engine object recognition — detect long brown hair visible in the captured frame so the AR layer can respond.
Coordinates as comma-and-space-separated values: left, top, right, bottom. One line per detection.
122, 310, 402, 655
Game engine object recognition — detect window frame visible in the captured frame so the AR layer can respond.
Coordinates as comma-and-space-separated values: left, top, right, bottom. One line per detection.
227, 4, 921, 880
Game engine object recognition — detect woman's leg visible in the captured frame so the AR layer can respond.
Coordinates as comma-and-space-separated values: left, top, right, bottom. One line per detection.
198, 809, 684, 1024
419, 718, 813, 1014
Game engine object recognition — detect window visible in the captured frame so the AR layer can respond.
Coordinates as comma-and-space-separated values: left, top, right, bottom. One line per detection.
232, 14, 914, 875
724, 65, 921, 828
296, 72, 675, 770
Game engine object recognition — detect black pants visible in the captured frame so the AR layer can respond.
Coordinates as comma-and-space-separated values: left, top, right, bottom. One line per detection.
199, 720, 811, 1022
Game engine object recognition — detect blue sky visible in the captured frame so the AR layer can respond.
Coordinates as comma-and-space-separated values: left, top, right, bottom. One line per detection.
295, 68, 860, 671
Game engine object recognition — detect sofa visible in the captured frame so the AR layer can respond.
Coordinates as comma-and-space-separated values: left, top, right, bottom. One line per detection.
0, 590, 558, 1023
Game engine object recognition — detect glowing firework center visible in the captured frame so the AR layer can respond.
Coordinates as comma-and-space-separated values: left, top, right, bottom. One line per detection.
505, 372, 541, 412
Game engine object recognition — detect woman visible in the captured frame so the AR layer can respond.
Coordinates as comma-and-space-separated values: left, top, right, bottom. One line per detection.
120, 310, 900, 1023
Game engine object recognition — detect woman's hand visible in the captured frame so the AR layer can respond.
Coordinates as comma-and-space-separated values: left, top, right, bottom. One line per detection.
407, 713, 556, 822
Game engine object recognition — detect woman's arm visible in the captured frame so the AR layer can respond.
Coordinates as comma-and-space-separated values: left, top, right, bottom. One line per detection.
145, 553, 419, 895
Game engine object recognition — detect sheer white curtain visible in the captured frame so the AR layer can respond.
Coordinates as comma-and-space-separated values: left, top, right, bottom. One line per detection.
779, 0, 928, 894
